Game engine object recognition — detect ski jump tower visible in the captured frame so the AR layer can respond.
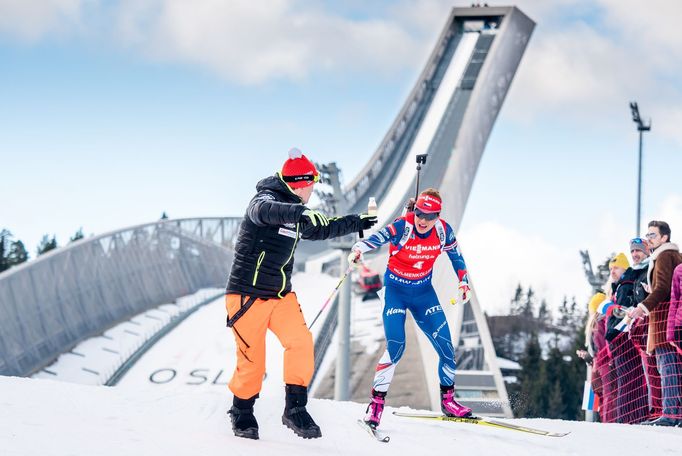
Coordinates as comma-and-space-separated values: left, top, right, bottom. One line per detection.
323, 6, 535, 417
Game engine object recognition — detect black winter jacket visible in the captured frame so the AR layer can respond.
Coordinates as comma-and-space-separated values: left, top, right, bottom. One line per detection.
631, 262, 650, 306
605, 268, 637, 342
226, 174, 364, 299
613, 267, 637, 308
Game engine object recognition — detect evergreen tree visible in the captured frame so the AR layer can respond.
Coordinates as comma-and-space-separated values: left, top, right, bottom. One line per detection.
557, 296, 570, 326
569, 296, 581, 327
521, 287, 535, 318
513, 332, 546, 417
8, 240, 29, 266
1, 230, 30, 271
544, 344, 565, 417
70, 228, 84, 242
547, 380, 565, 418
564, 314, 589, 420
510, 283, 523, 315
0, 229, 10, 273
537, 299, 551, 325
160, 212, 169, 220
37, 235, 58, 256
495, 286, 590, 421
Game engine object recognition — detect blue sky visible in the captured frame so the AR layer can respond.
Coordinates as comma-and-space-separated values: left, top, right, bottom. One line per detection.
2, 0, 681, 314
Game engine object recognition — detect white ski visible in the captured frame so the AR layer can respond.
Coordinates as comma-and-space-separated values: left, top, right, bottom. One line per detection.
356, 419, 390, 442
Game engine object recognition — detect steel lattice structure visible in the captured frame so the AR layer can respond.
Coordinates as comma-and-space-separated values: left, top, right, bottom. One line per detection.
0, 218, 241, 377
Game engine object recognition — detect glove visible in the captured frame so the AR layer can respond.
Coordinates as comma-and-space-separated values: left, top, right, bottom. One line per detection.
405, 197, 416, 212
457, 283, 471, 305
302, 209, 329, 227
347, 249, 362, 266
359, 214, 378, 230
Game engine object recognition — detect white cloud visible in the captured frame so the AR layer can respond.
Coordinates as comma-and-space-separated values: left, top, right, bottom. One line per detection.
509, 24, 639, 111
652, 105, 682, 149
458, 221, 589, 316
0, 0, 85, 42
461, 193, 682, 316
113, 0, 421, 84
597, 0, 682, 67
503, 0, 682, 145
3, 0, 682, 143
653, 194, 682, 242
0, 0, 424, 84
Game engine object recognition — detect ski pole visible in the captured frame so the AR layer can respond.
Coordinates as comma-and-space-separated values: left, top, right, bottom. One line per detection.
415, 163, 422, 201
414, 153, 428, 200
403, 153, 428, 217
309, 264, 354, 330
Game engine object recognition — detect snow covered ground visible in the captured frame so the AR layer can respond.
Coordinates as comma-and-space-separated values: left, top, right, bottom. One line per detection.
2, 374, 681, 456
6, 271, 682, 455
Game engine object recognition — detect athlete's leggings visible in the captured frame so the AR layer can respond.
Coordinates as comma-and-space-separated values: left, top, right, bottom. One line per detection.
372, 281, 456, 393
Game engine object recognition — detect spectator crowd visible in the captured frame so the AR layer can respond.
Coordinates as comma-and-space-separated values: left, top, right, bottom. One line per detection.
578, 220, 682, 426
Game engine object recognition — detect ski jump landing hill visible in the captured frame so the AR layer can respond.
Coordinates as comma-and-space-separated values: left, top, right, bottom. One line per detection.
0, 6, 534, 418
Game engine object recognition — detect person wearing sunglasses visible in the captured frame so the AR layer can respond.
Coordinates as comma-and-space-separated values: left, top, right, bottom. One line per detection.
625, 236, 663, 420
627, 220, 682, 426
348, 188, 473, 429
224, 148, 377, 440
627, 237, 651, 318
606, 239, 649, 315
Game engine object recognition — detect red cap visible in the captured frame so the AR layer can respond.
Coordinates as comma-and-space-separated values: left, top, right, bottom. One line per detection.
415, 194, 442, 213
281, 147, 319, 189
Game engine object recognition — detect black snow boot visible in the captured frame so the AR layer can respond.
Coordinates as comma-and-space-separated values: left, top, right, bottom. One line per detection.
228, 394, 259, 440
282, 384, 322, 439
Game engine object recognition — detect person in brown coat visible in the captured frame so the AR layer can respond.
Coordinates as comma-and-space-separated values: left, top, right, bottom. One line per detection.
628, 220, 682, 426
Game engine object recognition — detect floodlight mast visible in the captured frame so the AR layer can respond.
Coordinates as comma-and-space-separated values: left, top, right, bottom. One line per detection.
629, 101, 651, 237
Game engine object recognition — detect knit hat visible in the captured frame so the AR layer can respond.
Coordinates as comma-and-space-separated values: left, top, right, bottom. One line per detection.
630, 237, 649, 254
588, 292, 606, 314
609, 252, 630, 270
281, 147, 319, 189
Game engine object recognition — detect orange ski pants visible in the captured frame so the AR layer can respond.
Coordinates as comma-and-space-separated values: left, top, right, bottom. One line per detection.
226, 292, 314, 399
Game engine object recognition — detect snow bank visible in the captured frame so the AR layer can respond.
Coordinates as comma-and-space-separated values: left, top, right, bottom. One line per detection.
1, 376, 680, 456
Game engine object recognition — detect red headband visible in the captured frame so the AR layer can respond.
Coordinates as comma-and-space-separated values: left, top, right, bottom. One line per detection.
415, 194, 442, 213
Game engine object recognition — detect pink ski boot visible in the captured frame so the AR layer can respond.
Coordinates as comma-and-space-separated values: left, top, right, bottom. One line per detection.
364, 390, 386, 428
440, 385, 472, 417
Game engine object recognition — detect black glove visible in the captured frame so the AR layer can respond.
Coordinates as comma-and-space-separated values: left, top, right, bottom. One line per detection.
359, 214, 378, 230
405, 197, 416, 212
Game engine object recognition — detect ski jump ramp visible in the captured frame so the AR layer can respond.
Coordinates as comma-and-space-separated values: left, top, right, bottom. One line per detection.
308, 6, 534, 417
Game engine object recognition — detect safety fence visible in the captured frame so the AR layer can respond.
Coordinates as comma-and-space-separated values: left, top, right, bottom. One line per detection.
587, 303, 682, 423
